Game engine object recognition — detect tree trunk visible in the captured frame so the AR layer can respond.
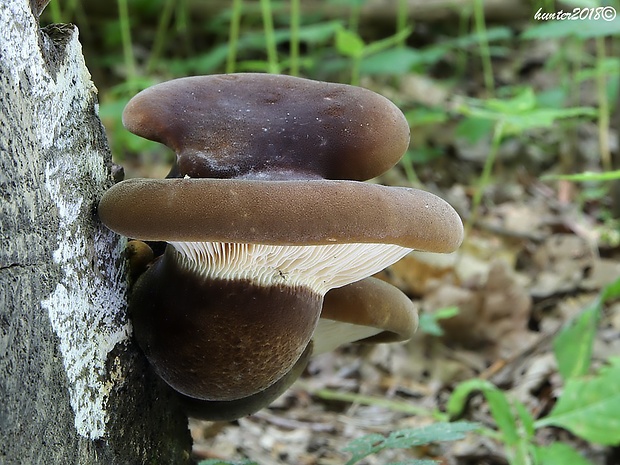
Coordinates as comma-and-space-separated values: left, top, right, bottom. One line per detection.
0, 1, 192, 463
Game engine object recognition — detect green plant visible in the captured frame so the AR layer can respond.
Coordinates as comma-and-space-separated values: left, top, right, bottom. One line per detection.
225, 0, 243, 73
116, 0, 138, 88
199, 460, 259, 465
522, 9, 620, 172
342, 421, 479, 465
259, 0, 279, 73
544, 170, 620, 181
455, 87, 597, 235
289, 0, 300, 75
335, 26, 412, 85
310, 276, 620, 465
418, 306, 460, 336
197, 421, 479, 465
473, 0, 494, 95
541, 169, 620, 248
447, 276, 620, 465
314, 389, 446, 420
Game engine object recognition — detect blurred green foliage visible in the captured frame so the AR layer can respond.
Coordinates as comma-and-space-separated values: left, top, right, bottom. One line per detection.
41, 0, 619, 184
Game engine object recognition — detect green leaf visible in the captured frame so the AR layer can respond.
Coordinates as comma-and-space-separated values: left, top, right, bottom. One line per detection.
336, 28, 365, 58
542, 170, 620, 182
363, 27, 413, 56
446, 379, 534, 450
553, 276, 620, 380
386, 461, 439, 465
344, 432, 385, 465
405, 107, 449, 127
198, 460, 259, 465
361, 47, 423, 75
434, 307, 461, 319
418, 307, 459, 336
535, 87, 568, 109
458, 88, 597, 136
499, 107, 596, 135
574, 58, 620, 83
553, 306, 599, 380
343, 422, 478, 465
418, 314, 444, 336
166, 44, 229, 74
536, 358, 620, 445
485, 87, 537, 113
295, 21, 343, 44
405, 147, 445, 165
455, 117, 494, 143
601, 276, 620, 301
327, 0, 367, 7
485, 388, 519, 446
447, 380, 527, 447
513, 399, 536, 439
436, 26, 512, 50
532, 442, 594, 465
446, 379, 497, 417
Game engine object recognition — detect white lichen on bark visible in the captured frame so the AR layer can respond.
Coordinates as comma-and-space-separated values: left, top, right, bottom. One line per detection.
43, 157, 130, 440
1, 0, 131, 440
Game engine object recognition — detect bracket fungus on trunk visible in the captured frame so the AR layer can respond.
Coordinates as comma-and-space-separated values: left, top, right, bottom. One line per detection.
98, 73, 463, 420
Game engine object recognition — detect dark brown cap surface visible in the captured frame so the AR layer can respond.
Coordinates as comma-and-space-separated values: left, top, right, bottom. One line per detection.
123, 73, 410, 180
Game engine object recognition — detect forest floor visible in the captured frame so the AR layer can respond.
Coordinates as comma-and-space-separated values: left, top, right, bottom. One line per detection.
189, 162, 620, 464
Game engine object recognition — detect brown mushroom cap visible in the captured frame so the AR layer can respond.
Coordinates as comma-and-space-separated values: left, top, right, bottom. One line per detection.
180, 341, 313, 421
130, 245, 322, 401
104, 74, 465, 416
98, 178, 464, 253
315, 277, 418, 354
122, 73, 410, 181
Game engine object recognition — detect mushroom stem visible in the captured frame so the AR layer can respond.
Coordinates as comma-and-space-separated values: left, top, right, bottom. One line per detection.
130, 246, 322, 401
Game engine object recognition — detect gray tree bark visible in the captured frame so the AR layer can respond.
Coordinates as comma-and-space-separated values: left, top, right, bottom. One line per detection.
0, 1, 192, 463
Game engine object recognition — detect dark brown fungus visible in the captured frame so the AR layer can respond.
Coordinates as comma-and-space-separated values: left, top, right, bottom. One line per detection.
98, 73, 463, 419
122, 73, 410, 181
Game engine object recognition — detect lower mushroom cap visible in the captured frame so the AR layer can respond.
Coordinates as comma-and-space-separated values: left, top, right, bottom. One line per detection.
98, 178, 464, 253
314, 277, 418, 354
130, 246, 322, 401
181, 341, 313, 421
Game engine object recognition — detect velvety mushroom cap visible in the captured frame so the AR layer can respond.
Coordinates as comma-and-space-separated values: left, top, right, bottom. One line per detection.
314, 277, 418, 355
122, 73, 410, 180
98, 178, 464, 253
180, 342, 313, 421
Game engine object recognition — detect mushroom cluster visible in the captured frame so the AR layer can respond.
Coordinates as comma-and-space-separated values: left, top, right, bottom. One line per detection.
98, 73, 463, 420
